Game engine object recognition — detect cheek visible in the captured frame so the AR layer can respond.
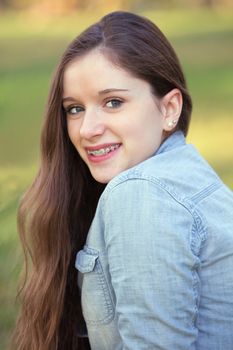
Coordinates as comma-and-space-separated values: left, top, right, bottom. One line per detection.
125, 112, 160, 141
144, 107, 164, 134
130, 113, 163, 151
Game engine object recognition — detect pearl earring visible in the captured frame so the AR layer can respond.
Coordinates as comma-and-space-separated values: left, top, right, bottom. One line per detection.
168, 120, 177, 127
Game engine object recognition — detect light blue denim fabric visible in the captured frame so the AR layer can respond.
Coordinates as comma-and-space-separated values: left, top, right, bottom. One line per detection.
75, 131, 233, 350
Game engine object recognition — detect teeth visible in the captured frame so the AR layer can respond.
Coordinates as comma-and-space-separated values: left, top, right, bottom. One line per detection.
87, 144, 120, 156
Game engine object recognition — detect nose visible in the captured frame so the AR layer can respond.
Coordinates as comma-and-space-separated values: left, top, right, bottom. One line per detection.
79, 108, 105, 140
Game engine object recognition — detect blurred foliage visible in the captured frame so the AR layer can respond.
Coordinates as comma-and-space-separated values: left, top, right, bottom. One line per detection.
0, 5, 233, 349
0, 0, 233, 13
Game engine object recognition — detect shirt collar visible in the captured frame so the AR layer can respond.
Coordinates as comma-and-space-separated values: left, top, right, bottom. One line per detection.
155, 131, 186, 156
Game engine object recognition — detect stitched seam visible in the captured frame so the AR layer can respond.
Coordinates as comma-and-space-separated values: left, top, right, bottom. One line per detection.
189, 182, 222, 204
191, 267, 200, 329
190, 210, 205, 331
103, 174, 206, 331
190, 210, 207, 256
82, 246, 115, 325
88, 259, 114, 325
103, 175, 193, 230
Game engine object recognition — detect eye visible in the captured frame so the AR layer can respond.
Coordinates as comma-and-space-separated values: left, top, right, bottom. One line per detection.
105, 99, 123, 109
64, 105, 84, 115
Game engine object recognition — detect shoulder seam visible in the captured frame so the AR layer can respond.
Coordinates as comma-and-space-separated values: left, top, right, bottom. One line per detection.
102, 173, 208, 257
103, 173, 191, 214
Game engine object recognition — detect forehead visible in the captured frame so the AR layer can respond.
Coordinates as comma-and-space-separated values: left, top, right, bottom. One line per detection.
62, 49, 142, 95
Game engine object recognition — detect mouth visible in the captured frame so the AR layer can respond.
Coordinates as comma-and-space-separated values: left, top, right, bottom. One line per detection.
87, 144, 121, 156
85, 143, 121, 162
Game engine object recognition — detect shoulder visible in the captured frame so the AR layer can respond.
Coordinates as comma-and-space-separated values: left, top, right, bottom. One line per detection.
100, 171, 193, 233
98, 138, 225, 225
101, 169, 175, 210
97, 170, 202, 261
101, 143, 220, 205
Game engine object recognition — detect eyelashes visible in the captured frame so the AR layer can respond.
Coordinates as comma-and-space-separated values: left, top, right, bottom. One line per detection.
64, 105, 84, 115
64, 98, 124, 116
105, 99, 123, 109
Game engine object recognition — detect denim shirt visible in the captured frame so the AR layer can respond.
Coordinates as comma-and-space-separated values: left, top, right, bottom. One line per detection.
75, 131, 233, 350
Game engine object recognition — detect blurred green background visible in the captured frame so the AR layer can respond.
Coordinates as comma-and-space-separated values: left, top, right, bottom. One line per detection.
0, 0, 233, 348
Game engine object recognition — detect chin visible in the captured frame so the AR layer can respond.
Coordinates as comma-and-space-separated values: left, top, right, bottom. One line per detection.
91, 171, 119, 184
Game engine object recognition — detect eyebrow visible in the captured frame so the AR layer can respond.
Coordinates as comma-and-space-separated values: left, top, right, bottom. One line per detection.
62, 88, 129, 103
98, 88, 129, 95
62, 97, 77, 103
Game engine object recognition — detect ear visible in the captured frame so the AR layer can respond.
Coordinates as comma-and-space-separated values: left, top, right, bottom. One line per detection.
160, 89, 183, 132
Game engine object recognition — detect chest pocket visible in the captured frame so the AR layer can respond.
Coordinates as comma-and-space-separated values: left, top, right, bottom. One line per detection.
75, 246, 114, 325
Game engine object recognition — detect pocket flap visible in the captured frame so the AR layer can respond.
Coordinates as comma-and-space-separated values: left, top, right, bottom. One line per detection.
75, 249, 99, 273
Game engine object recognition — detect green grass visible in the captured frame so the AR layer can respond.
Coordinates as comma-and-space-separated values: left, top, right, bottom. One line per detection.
0, 8, 233, 349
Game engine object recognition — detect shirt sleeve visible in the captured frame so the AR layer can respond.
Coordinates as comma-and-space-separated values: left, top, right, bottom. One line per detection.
103, 178, 200, 350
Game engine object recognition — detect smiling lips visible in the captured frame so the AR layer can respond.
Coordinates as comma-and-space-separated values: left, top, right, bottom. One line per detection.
85, 143, 121, 162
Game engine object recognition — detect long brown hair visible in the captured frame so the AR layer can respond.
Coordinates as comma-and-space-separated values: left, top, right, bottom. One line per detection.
12, 11, 192, 350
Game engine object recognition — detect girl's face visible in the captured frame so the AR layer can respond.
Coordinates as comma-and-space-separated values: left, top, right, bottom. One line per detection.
63, 49, 173, 183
